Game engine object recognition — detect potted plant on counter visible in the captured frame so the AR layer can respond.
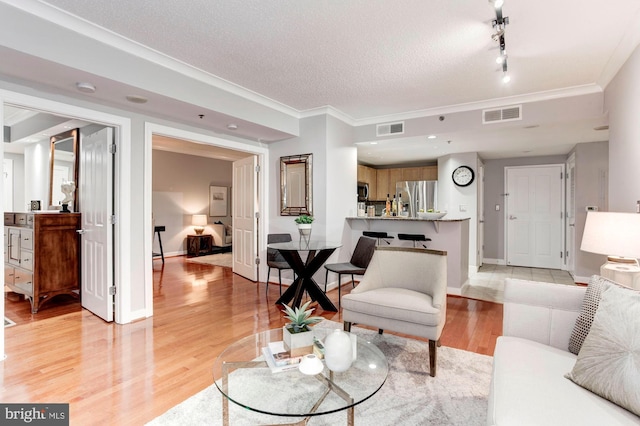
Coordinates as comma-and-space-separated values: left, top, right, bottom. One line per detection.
282, 301, 323, 356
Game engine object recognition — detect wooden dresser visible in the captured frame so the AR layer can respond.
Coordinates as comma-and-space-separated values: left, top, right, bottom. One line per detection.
4, 212, 81, 313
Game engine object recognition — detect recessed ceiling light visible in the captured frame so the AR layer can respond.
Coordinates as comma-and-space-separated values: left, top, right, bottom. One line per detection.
427, 135, 437, 139
126, 95, 148, 104
370, 142, 378, 145
227, 124, 238, 130
76, 82, 96, 93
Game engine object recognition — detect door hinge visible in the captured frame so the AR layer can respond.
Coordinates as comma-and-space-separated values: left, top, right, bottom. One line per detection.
566, 251, 569, 258
560, 251, 563, 259
255, 212, 261, 219
560, 172, 563, 179
109, 144, 117, 154
255, 257, 261, 265
110, 215, 117, 224
255, 165, 261, 173
109, 286, 116, 296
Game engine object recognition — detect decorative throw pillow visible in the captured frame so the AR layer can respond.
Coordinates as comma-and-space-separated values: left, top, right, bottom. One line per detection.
565, 285, 640, 416
568, 275, 634, 355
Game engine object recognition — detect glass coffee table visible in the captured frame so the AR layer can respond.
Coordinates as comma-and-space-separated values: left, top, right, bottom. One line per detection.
212, 327, 388, 425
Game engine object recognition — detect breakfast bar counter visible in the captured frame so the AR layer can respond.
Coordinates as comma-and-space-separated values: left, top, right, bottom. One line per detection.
346, 216, 470, 294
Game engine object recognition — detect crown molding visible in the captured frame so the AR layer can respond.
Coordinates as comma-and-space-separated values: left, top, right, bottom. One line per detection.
3, 0, 300, 119
352, 84, 604, 127
298, 105, 356, 125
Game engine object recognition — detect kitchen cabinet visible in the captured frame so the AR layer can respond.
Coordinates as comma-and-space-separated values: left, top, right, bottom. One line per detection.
358, 164, 438, 201
376, 169, 390, 201
4, 212, 81, 313
357, 165, 377, 200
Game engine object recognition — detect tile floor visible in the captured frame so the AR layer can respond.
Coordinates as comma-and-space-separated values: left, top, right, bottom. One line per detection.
461, 264, 576, 304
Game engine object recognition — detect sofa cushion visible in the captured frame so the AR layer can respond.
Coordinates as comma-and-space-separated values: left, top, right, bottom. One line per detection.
489, 336, 640, 425
565, 285, 640, 417
341, 288, 441, 327
568, 275, 635, 355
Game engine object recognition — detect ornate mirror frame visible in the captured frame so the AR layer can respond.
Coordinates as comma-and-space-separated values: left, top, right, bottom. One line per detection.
49, 128, 79, 211
280, 153, 312, 216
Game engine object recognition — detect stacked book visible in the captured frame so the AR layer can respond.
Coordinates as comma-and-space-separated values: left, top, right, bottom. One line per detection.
262, 339, 326, 373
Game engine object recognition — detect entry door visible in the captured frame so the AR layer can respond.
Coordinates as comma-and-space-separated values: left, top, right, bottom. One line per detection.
232, 155, 258, 281
506, 165, 563, 269
80, 127, 114, 322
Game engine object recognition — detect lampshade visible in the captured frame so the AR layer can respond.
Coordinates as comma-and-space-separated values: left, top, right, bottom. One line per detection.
580, 212, 640, 259
192, 214, 207, 235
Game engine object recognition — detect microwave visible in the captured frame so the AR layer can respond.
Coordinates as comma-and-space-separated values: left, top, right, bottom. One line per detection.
357, 182, 369, 201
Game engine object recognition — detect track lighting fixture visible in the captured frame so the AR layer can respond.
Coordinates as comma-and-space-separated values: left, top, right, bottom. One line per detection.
489, 0, 511, 83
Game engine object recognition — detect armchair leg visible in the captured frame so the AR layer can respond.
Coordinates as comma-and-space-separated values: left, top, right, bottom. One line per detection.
278, 269, 282, 296
378, 329, 383, 335
344, 321, 352, 332
429, 340, 437, 377
325, 269, 329, 292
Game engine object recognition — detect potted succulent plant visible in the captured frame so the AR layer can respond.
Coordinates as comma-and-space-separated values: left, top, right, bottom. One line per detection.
294, 215, 314, 243
282, 301, 323, 356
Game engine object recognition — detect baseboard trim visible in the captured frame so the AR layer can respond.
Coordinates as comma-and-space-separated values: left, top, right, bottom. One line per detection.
482, 258, 506, 266
447, 287, 462, 296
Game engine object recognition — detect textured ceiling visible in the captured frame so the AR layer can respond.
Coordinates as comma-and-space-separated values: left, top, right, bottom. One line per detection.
42, 0, 640, 119
2, 1, 640, 165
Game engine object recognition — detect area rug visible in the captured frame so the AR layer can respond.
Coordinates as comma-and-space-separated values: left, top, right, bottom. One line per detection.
186, 253, 233, 268
4, 317, 16, 328
147, 321, 493, 425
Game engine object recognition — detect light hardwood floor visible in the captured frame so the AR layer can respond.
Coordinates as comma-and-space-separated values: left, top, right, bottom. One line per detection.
2, 256, 502, 425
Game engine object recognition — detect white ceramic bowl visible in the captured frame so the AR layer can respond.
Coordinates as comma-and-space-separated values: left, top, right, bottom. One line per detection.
417, 211, 446, 220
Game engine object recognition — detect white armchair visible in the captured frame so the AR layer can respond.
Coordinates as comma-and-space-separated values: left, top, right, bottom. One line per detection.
341, 246, 447, 376
211, 223, 232, 248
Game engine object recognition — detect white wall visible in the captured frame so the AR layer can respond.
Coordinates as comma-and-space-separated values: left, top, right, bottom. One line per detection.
23, 140, 49, 210
605, 43, 640, 211
5, 153, 24, 210
438, 152, 479, 270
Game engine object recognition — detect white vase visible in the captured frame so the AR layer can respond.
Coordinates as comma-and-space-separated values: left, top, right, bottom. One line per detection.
324, 329, 353, 372
298, 354, 324, 375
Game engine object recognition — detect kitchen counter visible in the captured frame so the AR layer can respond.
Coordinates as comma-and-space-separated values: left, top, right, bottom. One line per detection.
345, 216, 470, 294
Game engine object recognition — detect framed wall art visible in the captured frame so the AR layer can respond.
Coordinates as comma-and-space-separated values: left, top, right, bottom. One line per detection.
209, 186, 228, 217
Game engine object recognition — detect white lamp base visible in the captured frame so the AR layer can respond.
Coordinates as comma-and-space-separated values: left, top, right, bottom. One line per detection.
600, 260, 640, 290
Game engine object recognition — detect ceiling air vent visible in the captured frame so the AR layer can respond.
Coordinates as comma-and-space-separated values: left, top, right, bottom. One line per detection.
482, 105, 522, 124
376, 121, 404, 137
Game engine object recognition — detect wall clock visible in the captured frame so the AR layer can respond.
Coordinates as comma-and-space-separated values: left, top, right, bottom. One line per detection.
452, 166, 475, 187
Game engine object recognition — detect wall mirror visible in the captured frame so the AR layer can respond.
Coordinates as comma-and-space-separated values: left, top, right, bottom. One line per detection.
49, 128, 79, 211
280, 153, 312, 216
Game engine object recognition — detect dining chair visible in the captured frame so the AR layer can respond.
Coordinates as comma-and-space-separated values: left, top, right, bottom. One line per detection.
267, 233, 294, 295
324, 236, 376, 305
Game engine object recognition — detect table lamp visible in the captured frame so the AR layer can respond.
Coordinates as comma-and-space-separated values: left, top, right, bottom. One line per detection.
192, 214, 207, 235
580, 211, 640, 289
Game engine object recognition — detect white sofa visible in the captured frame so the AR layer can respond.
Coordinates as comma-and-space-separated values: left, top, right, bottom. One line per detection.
487, 278, 639, 425
211, 223, 232, 248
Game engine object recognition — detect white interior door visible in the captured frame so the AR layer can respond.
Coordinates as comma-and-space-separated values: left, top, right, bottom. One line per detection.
477, 163, 485, 267
232, 155, 257, 281
80, 127, 114, 322
506, 165, 563, 269
566, 154, 576, 276
3, 158, 13, 211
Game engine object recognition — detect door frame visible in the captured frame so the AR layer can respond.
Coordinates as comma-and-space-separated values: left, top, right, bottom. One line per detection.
143, 123, 269, 316
503, 163, 566, 269
1, 88, 132, 358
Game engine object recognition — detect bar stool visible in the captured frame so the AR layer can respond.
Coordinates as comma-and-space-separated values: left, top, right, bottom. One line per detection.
362, 231, 394, 245
398, 233, 431, 248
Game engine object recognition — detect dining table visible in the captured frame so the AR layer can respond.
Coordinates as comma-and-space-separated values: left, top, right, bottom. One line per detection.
267, 240, 342, 312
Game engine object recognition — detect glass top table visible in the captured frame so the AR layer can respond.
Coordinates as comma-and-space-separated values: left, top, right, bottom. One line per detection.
212, 327, 388, 425
268, 240, 343, 312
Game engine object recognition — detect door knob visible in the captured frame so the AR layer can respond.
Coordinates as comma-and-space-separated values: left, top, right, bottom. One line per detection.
76, 229, 86, 234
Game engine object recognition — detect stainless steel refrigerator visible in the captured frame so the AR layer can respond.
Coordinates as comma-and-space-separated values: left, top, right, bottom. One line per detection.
395, 180, 438, 217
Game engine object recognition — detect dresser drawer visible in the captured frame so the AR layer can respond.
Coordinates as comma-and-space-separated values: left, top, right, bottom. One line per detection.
14, 213, 27, 226
21, 250, 33, 271
4, 213, 14, 226
20, 229, 33, 250
5, 266, 15, 285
